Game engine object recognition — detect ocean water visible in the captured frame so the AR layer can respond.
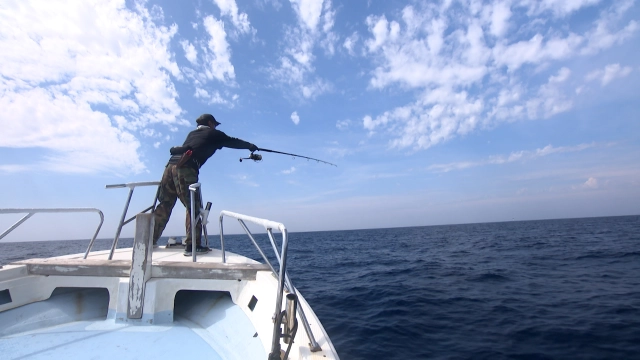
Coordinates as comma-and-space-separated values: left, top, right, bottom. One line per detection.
1, 215, 639, 359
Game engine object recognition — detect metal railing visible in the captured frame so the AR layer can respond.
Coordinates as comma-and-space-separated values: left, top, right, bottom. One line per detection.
105, 181, 160, 260
1, 182, 322, 352
187, 183, 213, 262
219, 209, 322, 352
0, 208, 104, 259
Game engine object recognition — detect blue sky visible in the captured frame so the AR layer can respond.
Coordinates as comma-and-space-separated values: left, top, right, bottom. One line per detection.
1, 0, 639, 241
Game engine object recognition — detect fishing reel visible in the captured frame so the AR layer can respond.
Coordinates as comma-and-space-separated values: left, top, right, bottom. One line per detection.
239, 152, 262, 162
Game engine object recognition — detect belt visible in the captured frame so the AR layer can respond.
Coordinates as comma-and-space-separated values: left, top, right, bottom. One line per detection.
168, 155, 200, 169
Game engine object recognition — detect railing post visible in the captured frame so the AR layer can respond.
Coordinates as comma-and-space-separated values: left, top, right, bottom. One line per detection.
269, 227, 289, 359
219, 214, 226, 263
0, 213, 34, 241
83, 211, 105, 259
218, 210, 322, 353
188, 183, 200, 262
267, 230, 321, 351
105, 181, 160, 260
0, 209, 104, 259
109, 186, 134, 260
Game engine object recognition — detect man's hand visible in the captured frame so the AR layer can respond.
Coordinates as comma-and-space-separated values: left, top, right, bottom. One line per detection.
249, 144, 258, 152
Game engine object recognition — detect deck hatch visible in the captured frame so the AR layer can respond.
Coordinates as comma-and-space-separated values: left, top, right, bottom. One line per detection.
0, 289, 11, 305
248, 295, 258, 311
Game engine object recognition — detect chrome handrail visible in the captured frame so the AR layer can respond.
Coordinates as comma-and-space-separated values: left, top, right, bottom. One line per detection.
219, 209, 322, 353
106, 181, 160, 260
0, 208, 104, 259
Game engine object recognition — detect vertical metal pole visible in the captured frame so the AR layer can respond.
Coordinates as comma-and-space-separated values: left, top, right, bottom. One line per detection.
83, 211, 105, 259
269, 228, 289, 358
219, 213, 226, 263
202, 220, 209, 247
267, 229, 281, 263
109, 187, 134, 260
266, 229, 321, 351
284, 294, 298, 344
238, 220, 277, 274
189, 183, 199, 262
201, 188, 211, 247
151, 185, 160, 212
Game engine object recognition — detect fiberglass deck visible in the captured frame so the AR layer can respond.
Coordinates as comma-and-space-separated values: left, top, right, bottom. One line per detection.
1, 290, 266, 360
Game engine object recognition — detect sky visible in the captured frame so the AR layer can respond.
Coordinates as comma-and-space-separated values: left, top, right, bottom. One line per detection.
1, 0, 639, 242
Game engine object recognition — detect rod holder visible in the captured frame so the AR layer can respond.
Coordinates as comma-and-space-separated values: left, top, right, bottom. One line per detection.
284, 294, 298, 344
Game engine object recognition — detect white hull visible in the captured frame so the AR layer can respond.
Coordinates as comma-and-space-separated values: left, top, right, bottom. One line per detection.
0, 246, 339, 359
1, 181, 339, 359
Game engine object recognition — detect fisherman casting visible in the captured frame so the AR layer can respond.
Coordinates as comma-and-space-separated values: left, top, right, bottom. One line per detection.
152, 114, 258, 256
153, 113, 336, 256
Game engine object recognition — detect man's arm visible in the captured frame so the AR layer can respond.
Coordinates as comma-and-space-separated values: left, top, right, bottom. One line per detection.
223, 136, 258, 152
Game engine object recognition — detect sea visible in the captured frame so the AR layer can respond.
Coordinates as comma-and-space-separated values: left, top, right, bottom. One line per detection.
1, 215, 639, 360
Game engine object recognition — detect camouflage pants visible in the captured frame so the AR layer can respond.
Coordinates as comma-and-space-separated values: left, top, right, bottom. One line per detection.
153, 164, 202, 245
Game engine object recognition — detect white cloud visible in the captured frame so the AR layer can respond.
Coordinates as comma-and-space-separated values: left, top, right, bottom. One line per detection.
281, 166, 296, 174
0, 0, 187, 174
549, 67, 571, 83
0, 88, 144, 174
489, 1, 512, 37
526, 67, 574, 119
586, 63, 633, 86
212, 0, 253, 35
360, 1, 638, 151
202, 15, 235, 83
231, 174, 259, 187
580, 0, 638, 55
180, 40, 198, 64
428, 143, 597, 173
292, 0, 325, 31
179, 5, 252, 106
520, 0, 603, 17
269, 0, 336, 99
364, 88, 484, 150
0, 164, 31, 173
583, 177, 599, 189
493, 34, 584, 71
291, 111, 300, 125
256, 0, 282, 11
194, 87, 232, 105
195, 88, 210, 99
343, 32, 359, 55
336, 119, 351, 130
326, 145, 351, 158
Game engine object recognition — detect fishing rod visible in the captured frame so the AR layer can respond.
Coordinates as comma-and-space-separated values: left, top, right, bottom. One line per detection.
239, 147, 337, 167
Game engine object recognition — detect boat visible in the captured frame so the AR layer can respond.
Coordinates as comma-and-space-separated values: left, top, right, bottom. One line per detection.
0, 181, 340, 360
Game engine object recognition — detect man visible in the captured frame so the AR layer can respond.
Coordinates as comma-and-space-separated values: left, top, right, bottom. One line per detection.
153, 113, 258, 256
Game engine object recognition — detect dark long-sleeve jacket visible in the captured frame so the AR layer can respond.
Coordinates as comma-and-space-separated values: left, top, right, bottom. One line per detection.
173, 126, 253, 168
